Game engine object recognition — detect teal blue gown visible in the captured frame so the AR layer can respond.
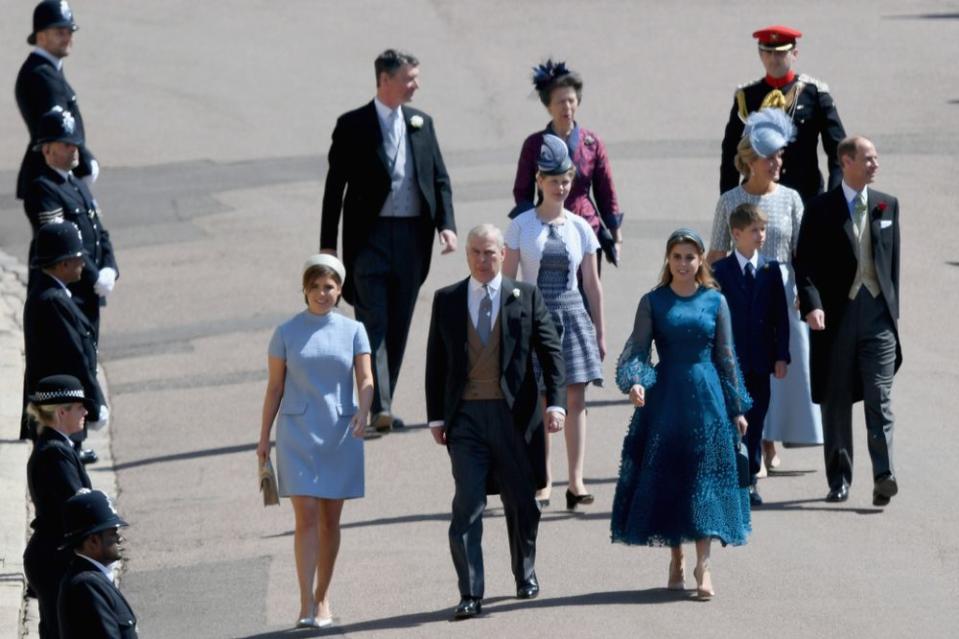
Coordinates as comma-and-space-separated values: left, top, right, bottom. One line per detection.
611, 286, 752, 547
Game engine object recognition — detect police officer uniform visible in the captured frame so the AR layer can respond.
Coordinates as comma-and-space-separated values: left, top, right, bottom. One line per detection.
15, 1, 97, 200
720, 25, 846, 203
58, 490, 138, 639
25, 108, 119, 340
21, 223, 106, 444
23, 375, 94, 639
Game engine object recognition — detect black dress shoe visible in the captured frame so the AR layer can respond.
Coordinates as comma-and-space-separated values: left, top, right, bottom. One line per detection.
516, 575, 539, 600
371, 411, 393, 433
565, 489, 594, 511
825, 485, 849, 502
392, 417, 406, 430
872, 492, 891, 507
748, 485, 763, 506
453, 597, 481, 620
78, 449, 98, 465
874, 473, 898, 499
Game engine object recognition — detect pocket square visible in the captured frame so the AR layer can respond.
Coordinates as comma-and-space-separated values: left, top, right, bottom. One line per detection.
880, 220, 893, 229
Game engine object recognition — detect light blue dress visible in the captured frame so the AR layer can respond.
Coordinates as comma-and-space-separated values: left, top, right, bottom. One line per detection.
611, 287, 752, 547
268, 310, 371, 499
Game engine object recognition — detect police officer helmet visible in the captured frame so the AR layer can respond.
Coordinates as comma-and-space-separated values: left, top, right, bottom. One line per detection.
29, 374, 98, 413
60, 489, 128, 550
27, 0, 78, 45
33, 221, 85, 268
34, 107, 84, 150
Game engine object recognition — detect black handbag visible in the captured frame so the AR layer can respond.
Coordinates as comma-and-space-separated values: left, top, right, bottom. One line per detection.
596, 223, 619, 267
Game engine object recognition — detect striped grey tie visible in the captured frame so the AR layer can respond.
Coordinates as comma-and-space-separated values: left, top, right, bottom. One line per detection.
478, 285, 492, 346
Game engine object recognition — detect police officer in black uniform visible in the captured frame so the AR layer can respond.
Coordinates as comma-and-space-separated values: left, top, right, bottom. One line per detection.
25, 108, 119, 341
21, 222, 107, 465
15, 0, 98, 202
720, 25, 846, 204
58, 490, 138, 639
23, 375, 94, 639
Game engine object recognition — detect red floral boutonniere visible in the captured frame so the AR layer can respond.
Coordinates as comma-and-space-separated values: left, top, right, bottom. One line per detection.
877, 202, 887, 212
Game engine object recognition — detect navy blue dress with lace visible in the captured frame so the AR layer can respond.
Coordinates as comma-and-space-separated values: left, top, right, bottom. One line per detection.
611, 286, 752, 547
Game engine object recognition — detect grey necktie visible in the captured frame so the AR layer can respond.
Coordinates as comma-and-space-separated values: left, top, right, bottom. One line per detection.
853, 191, 868, 234
385, 110, 401, 168
478, 285, 493, 346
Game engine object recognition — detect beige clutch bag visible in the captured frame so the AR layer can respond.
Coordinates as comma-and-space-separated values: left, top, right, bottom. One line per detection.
258, 457, 280, 506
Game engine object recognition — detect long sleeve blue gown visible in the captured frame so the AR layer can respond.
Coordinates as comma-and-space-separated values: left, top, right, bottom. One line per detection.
611, 286, 753, 547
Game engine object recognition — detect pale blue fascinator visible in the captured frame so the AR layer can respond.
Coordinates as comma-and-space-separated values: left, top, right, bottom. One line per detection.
743, 108, 797, 158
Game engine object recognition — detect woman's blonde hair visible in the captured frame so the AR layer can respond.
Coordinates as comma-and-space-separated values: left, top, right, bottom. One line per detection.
26, 403, 59, 433
657, 233, 719, 290
734, 136, 760, 179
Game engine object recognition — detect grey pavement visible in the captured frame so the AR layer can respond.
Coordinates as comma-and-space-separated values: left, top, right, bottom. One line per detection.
1, 1, 958, 638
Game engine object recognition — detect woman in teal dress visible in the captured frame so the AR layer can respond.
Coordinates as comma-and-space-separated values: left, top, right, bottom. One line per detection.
611, 228, 752, 599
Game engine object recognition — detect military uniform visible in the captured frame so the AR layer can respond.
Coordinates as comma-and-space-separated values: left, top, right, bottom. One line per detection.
15, 2, 96, 199
25, 164, 118, 339
720, 25, 846, 204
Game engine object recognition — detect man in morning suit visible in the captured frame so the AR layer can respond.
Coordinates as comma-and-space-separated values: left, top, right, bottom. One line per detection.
795, 136, 902, 506
25, 107, 119, 343
58, 490, 138, 638
16, 1, 99, 202
321, 49, 457, 433
426, 224, 566, 620
712, 203, 790, 505
21, 222, 107, 466
720, 25, 845, 204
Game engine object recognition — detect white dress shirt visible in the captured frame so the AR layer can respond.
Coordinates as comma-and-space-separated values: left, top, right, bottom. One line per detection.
734, 249, 759, 275
841, 180, 868, 215
32, 47, 64, 71
75, 552, 118, 584
468, 273, 502, 330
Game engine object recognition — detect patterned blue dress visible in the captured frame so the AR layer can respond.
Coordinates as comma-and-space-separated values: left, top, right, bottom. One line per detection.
611, 286, 752, 547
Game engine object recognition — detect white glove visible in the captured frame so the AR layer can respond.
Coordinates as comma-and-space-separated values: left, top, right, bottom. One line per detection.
82, 159, 100, 186
88, 404, 110, 431
94, 267, 117, 297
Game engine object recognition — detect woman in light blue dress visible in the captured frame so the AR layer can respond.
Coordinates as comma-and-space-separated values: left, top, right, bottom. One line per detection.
258, 254, 373, 629
612, 229, 751, 600
708, 109, 823, 472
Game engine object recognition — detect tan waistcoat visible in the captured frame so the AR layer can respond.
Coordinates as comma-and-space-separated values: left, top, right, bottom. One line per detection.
463, 317, 504, 400
849, 213, 881, 299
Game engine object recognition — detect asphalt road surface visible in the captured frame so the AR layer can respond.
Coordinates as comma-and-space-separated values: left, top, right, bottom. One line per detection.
2, 2, 958, 637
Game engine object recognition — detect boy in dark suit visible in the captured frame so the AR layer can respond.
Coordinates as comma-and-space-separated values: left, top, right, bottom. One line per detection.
713, 203, 790, 505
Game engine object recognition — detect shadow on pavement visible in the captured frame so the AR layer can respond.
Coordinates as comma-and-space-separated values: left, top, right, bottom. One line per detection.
759, 498, 884, 515
234, 588, 686, 637
113, 442, 256, 471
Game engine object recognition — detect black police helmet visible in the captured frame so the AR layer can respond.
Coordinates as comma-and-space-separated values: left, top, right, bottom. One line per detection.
60, 490, 128, 550
32, 221, 85, 268
28, 0, 78, 45
33, 107, 84, 150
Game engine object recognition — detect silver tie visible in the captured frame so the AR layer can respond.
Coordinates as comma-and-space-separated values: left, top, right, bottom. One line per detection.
478, 285, 493, 346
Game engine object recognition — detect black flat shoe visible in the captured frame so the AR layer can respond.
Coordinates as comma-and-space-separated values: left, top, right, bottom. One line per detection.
825, 485, 849, 502
453, 597, 481, 620
537, 498, 550, 508
78, 449, 98, 465
516, 575, 539, 600
392, 417, 406, 430
371, 412, 393, 433
748, 485, 763, 506
565, 489, 594, 510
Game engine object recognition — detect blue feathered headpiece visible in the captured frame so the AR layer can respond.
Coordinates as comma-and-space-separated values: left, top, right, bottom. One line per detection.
532, 59, 571, 92
743, 108, 796, 158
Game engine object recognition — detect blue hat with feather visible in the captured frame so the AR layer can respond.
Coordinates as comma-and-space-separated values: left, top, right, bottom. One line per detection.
743, 108, 796, 158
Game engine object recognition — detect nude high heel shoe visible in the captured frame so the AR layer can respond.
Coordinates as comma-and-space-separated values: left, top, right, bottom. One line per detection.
693, 563, 714, 599
667, 558, 686, 591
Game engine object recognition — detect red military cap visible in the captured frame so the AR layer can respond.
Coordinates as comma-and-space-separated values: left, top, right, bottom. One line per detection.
752, 25, 802, 51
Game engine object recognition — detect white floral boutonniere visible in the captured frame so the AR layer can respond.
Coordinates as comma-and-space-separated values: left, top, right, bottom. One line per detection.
584, 134, 595, 146
511, 288, 521, 299
409, 115, 424, 129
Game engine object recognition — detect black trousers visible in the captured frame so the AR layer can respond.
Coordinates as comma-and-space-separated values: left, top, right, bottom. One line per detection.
447, 400, 540, 599
743, 371, 772, 481
821, 289, 897, 491
24, 533, 72, 639
352, 217, 425, 415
